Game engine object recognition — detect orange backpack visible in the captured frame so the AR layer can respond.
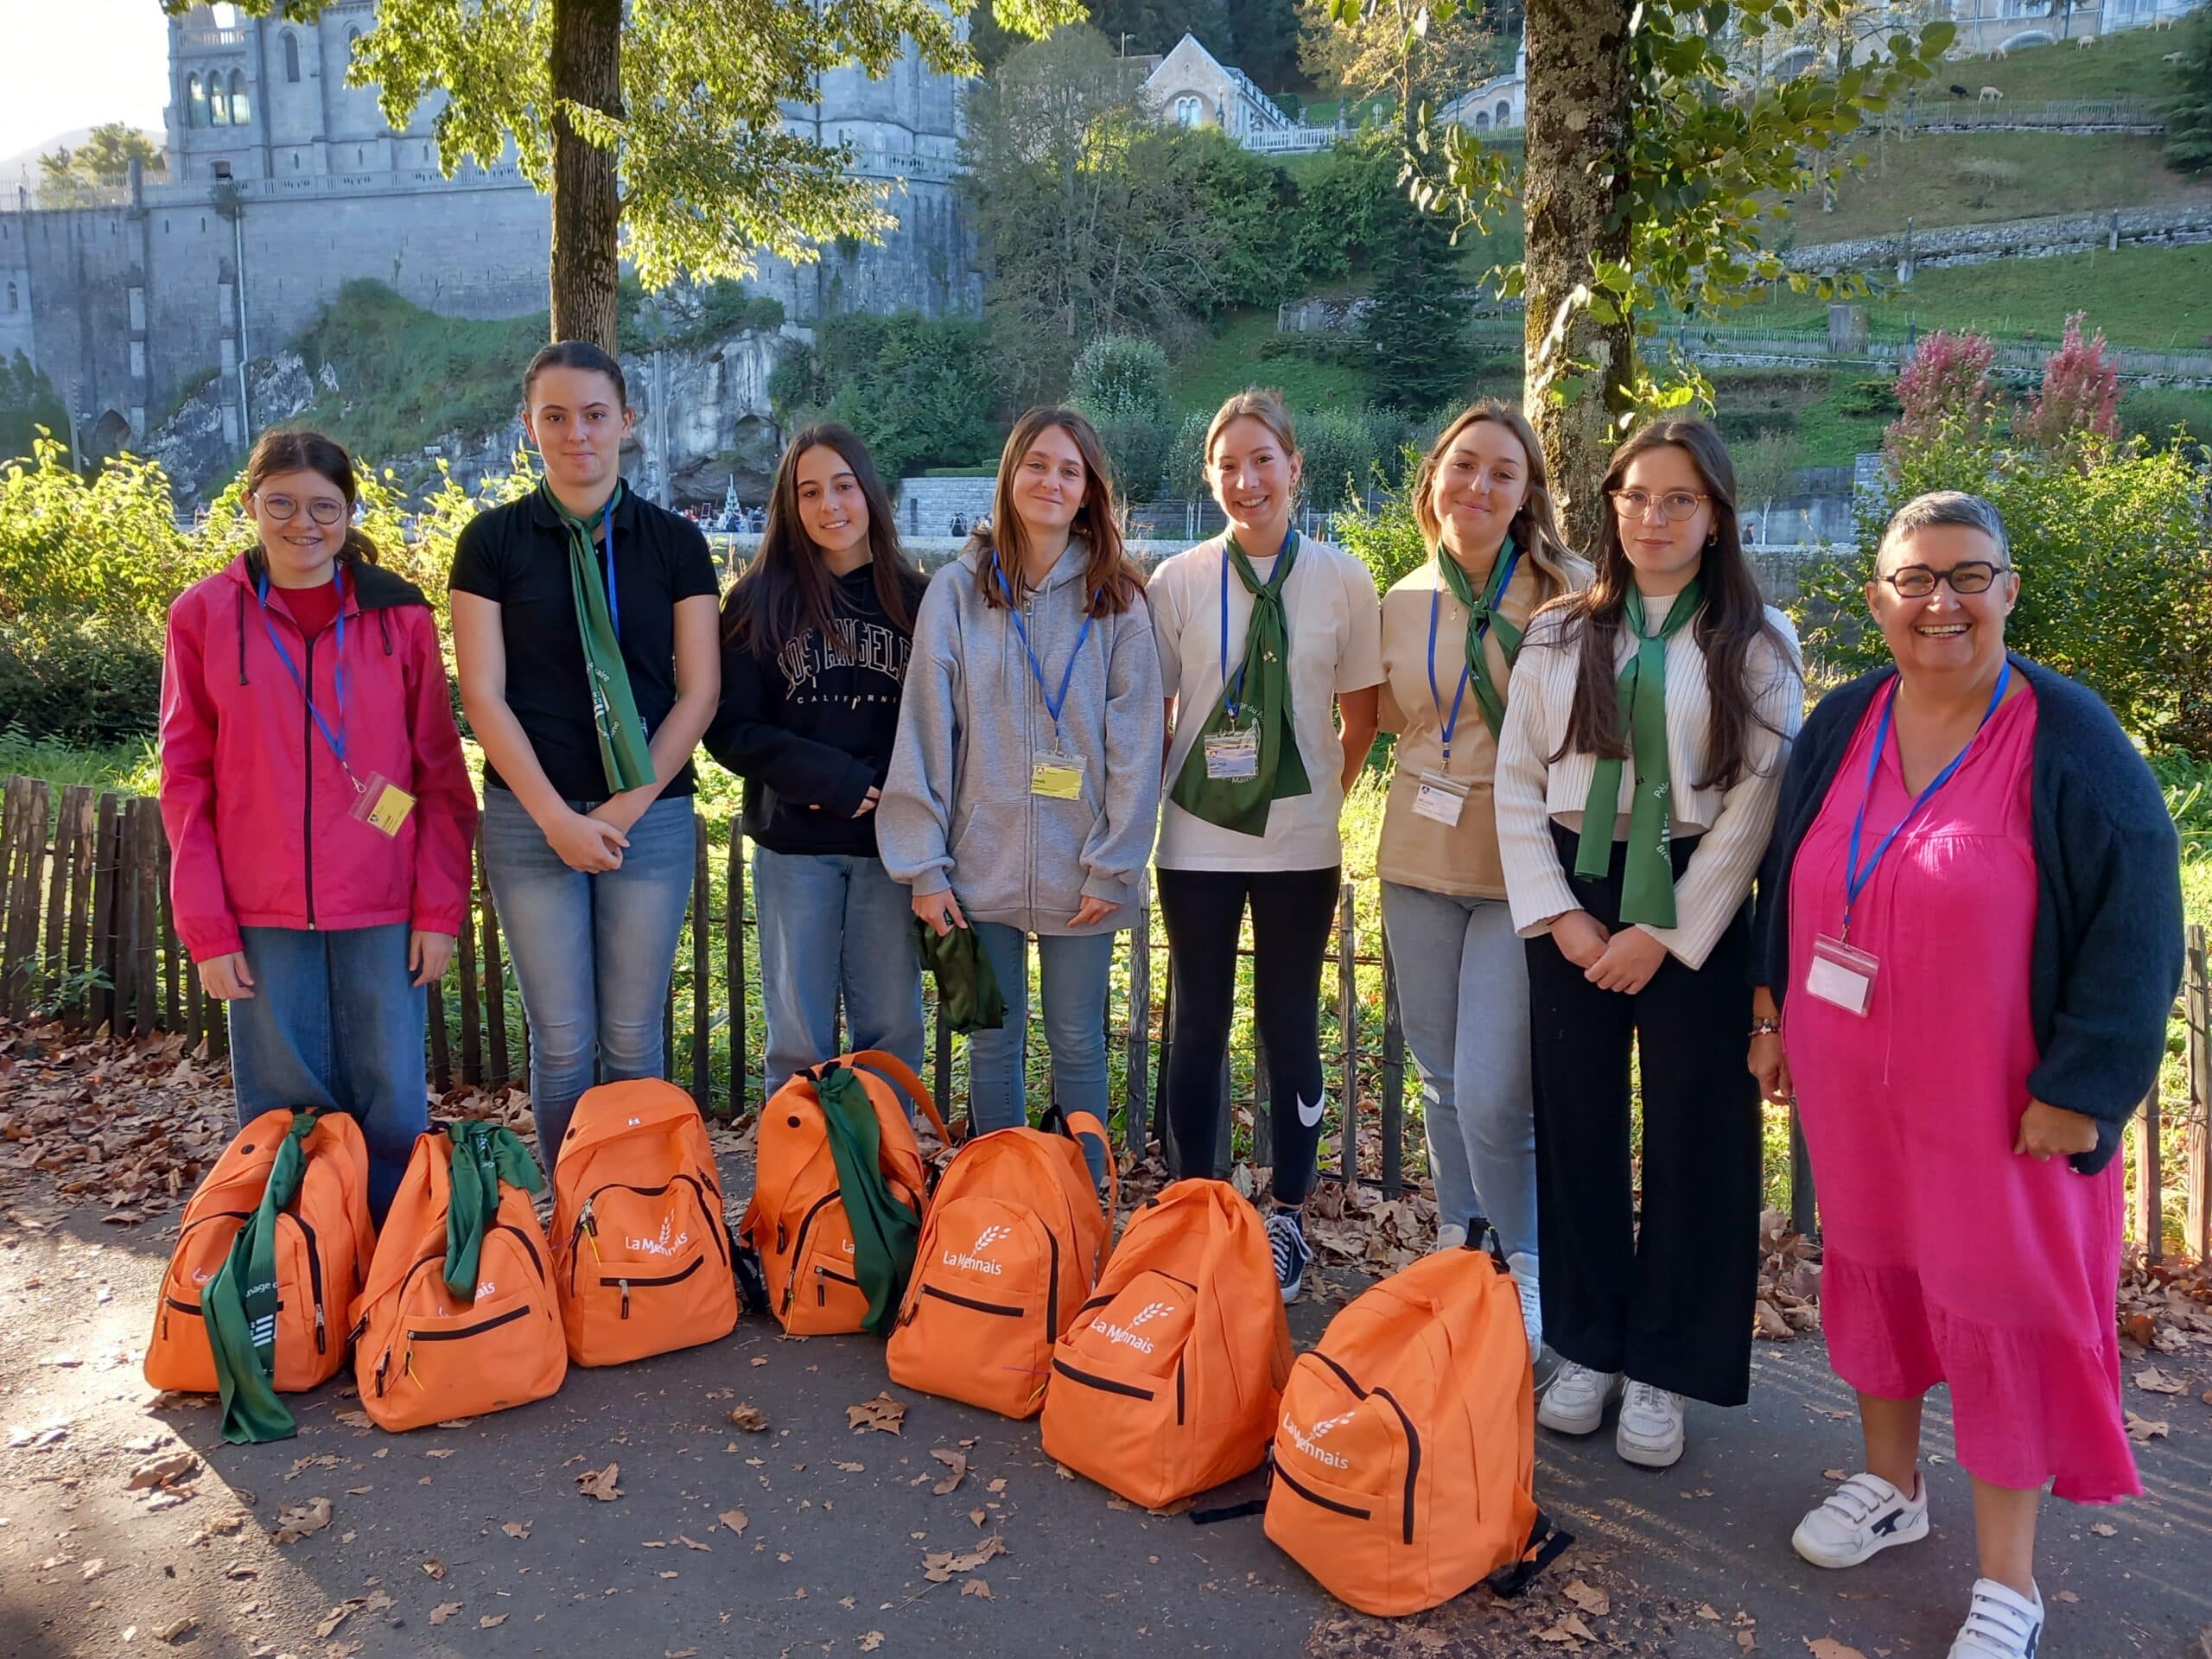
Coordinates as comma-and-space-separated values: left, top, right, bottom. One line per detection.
550, 1078, 738, 1366
145, 1109, 374, 1395
1039, 1179, 1291, 1510
739, 1051, 950, 1337
886, 1109, 1117, 1418
1263, 1247, 1564, 1615
350, 1130, 566, 1432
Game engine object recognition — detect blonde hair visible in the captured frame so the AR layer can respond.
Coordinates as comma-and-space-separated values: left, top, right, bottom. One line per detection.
1412, 400, 1580, 604
1205, 387, 1300, 471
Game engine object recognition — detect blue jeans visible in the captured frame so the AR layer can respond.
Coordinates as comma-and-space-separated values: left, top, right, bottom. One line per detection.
480, 787, 697, 1160
227, 921, 426, 1224
966, 924, 1115, 1185
752, 846, 925, 1094
1380, 880, 1538, 1263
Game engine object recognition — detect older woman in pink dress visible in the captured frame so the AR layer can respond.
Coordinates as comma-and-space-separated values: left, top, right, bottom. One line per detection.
1748, 493, 2182, 1659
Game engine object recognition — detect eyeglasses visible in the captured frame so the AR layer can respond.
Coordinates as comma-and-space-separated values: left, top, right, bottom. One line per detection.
1879, 562, 2011, 597
1609, 488, 1709, 523
257, 493, 347, 527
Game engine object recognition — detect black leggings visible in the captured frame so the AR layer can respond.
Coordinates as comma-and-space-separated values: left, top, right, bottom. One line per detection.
1157, 864, 1341, 1206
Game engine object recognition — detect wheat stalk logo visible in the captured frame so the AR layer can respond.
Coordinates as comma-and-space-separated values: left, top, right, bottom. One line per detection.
1131, 1300, 1173, 1326
971, 1225, 1011, 1255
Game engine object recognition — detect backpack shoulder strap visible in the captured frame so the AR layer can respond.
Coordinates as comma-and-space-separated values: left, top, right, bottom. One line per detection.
844, 1049, 952, 1147
1057, 1109, 1119, 1275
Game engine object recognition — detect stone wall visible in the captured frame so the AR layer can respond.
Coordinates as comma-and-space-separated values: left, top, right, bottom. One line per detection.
1783, 203, 2212, 277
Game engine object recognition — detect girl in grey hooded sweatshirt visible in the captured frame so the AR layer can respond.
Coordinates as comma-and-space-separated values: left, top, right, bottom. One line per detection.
878, 409, 1163, 1177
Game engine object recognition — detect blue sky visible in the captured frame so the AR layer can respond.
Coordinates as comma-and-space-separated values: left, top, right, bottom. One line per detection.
2, 0, 177, 168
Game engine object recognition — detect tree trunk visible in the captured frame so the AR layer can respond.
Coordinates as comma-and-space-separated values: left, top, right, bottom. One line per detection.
1521, 0, 1635, 555
550, 0, 623, 351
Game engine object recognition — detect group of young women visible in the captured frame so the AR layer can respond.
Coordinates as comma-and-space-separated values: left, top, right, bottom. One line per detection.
162, 336, 2165, 1659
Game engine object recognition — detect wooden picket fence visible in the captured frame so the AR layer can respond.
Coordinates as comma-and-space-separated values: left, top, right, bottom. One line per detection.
4, 771, 2207, 1256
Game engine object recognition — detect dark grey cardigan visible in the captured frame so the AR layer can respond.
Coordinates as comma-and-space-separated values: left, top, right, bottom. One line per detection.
1752, 653, 2183, 1176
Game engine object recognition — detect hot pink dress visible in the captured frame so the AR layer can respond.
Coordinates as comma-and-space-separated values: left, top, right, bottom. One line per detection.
1784, 683, 2137, 1503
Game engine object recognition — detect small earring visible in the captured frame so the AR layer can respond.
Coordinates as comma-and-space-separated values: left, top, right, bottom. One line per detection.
1706, 531, 1718, 548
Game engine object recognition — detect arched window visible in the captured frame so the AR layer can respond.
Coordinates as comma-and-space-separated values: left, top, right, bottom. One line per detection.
230, 71, 251, 128
209, 74, 228, 126
283, 31, 300, 83
1173, 93, 1201, 127
7, 281, 17, 311
1497, 99, 1511, 126
1474, 111, 1490, 129
188, 73, 208, 128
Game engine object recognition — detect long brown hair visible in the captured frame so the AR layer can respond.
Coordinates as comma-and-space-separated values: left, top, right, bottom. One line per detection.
244, 429, 378, 571
976, 407, 1143, 617
1547, 418, 1789, 791
1411, 400, 1579, 604
723, 423, 922, 658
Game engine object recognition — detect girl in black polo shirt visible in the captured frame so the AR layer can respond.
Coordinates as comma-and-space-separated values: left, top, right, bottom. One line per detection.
449, 341, 722, 1159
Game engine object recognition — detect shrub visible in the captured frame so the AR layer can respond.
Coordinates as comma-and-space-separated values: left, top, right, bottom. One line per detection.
2015, 311, 2119, 461
2119, 388, 2212, 461
1886, 329, 1999, 450
1069, 335, 1171, 417
769, 313, 1003, 483
1329, 444, 1429, 595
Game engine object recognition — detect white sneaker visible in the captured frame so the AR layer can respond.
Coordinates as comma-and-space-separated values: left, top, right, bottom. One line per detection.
1506, 1251, 1542, 1356
1615, 1379, 1687, 1468
1790, 1471, 1929, 1568
1536, 1361, 1623, 1435
1947, 1579, 2044, 1659
1432, 1224, 1468, 1254
1267, 1207, 1313, 1305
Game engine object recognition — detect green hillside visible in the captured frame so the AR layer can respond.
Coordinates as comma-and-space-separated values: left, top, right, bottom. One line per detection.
1956, 24, 2190, 101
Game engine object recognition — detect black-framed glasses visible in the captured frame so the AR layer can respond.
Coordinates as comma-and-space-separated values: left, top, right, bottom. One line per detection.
1880, 562, 2011, 597
1609, 487, 1708, 523
257, 492, 346, 526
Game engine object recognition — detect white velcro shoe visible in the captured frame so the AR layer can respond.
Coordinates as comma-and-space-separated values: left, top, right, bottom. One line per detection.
1791, 1470, 1929, 1568
1946, 1579, 2044, 1659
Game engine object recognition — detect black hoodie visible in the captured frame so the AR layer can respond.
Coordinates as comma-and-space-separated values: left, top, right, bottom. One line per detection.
704, 563, 923, 857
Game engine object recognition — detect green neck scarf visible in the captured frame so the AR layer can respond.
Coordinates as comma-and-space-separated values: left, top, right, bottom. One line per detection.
541, 480, 656, 796
1435, 535, 1526, 741
911, 916, 1007, 1035
205, 1111, 316, 1445
1167, 530, 1312, 837
814, 1067, 922, 1335
443, 1121, 545, 1300
1573, 578, 1706, 928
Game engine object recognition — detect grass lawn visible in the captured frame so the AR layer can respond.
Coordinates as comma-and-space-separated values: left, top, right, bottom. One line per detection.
1785, 131, 2212, 246
1730, 243, 2212, 350
1954, 23, 2191, 102
1167, 308, 1375, 418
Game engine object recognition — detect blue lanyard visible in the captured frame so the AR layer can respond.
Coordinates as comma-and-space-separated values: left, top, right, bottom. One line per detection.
601, 494, 620, 639
1841, 660, 2012, 938
1426, 542, 1520, 766
255, 565, 354, 783
991, 552, 1093, 739
1219, 527, 1297, 721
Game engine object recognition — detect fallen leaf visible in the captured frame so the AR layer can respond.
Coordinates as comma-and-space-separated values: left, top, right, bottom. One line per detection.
2134, 1367, 2187, 1395
717, 1509, 748, 1535
1738, 1634, 1758, 1653
423, 1558, 446, 1580
961, 1579, 994, 1600
987, 1478, 1007, 1495
860, 1635, 885, 1653
424, 1447, 456, 1459
848, 1392, 907, 1435
429, 1602, 463, 1626
677, 1535, 710, 1552
2090, 1522, 2118, 1537
1805, 1642, 1865, 1659
155, 1616, 197, 1644
576, 1462, 623, 1502
480, 1611, 509, 1628
834, 1460, 866, 1472
969, 1508, 988, 1527
922, 1533, 1007, 1583
501, 1520, 531, 1540
126, 1451, 200, 1491
316, 1599, 369, 1637
2054, 1590, 2080, 1604
2126, 1413, 2171, 1443
334, 1409, 372, 1429
931, 1447, 968, 1496
1821, 1469, 1848, 1483
271, 1497, 333, 1543
729, 1404, 768, 1433
1564, 1579, 1610, 1618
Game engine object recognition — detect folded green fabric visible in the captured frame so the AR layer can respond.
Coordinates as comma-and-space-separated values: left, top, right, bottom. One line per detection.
912, 916, 1007, 1034
815, 1065, 922, 1334
205, 1111, 317, 1445
443, 1121, 544, 1300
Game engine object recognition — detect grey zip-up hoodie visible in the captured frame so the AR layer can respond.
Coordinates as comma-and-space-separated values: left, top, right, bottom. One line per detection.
878, 538, 1165, 935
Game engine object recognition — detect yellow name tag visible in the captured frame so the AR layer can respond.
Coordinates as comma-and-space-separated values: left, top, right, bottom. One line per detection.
361, 782, 416, 836
1031, 753, 1084, 800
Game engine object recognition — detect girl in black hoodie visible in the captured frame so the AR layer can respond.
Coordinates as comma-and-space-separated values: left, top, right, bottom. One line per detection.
706, 425, 930, 1093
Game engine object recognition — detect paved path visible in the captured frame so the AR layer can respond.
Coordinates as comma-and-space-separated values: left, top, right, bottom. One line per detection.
5, 1192, 2209, 1659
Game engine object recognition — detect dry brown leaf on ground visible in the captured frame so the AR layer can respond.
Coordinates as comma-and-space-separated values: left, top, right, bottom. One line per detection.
859, 1634, 885, 1652
2134, 1366, 2188, 1395
922, 1533, 1007, 1583
1563, 1579, 1610, 1618
315, 1599, 366, 1638
717, 1509, 748, 1534
961, 1579, 994, 1599
422, 1557, 446, 1579
429, 1602, 463, 1626
154, 1616, 197, 1644
848, 1392, 907, 1434
576, 1462, 623, 1501
729, 1403, 768, 1432
271, 1497, 332, 1543
931, 1448, 967, 1495
480, 1611, 508, 1628
2126, 1412, 2171, 1442
500, 1520, 531, 1539
1804, 1640, 1866, 1659
126, 1451, 200, 1491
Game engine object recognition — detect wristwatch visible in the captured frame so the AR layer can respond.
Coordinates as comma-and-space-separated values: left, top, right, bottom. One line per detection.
1749, 1016, 1780, 1036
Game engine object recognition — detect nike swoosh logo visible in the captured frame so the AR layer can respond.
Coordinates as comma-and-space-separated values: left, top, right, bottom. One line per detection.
1295, 1094, 1325, 1128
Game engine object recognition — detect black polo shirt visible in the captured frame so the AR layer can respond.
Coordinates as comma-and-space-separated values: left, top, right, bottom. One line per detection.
449, 485, 721, 804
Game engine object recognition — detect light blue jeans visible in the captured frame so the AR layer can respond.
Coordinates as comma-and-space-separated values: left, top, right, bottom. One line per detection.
1380, 880, 1538, 1262
480, 787, 697, 1160
227, 920, 426, 1224
752, 845, 926, 1094
967, 923, 1114, 1185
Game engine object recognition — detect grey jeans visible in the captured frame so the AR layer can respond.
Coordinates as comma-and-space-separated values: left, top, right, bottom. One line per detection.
1380, 880, 1539, 1262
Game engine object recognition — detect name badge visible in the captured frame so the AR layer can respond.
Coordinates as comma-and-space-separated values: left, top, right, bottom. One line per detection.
1203, 727, 1259, 780
1412, 771, 1469, 828
1031, 750, 1084, 800
349, 772, 416, 838
1804, 932, 1878, 1016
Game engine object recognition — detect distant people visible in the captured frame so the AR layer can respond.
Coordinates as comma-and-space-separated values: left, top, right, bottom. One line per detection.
1374, 400, 1589, 1372
1496, 416, 1802, 1468
449, 340, 722, 1160
950, 512, 967, 537
879, 408, 1162, 1185
707, 425, 929, 1091
159, 430, 476, 1223
1147, 387, 1384, 1302
1754, 492, 2183, 1659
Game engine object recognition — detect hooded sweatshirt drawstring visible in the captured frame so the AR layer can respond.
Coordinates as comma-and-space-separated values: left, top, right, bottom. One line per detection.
235, 583, 249, 686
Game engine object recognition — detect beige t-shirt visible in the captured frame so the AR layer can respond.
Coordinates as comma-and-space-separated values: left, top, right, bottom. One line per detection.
1376, 553, 1558, 900
1151, 533, 1385, 872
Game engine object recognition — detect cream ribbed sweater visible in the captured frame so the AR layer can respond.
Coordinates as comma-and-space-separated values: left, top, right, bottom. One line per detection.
1494, 594, 1804, 969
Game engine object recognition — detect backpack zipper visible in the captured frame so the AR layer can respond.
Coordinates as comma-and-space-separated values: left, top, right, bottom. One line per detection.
918, 1284, 1024, 1317
781, 1192, 841, 1313
1274, 1465, 1374, 1521
1308, 1352, 1423, 1545
600, 1255, 704, 1319
284, 1209, 327, 1354
1049, 1357, 1154, 1401
814, 1262, 860, 1306
407, 1304, 531, 1343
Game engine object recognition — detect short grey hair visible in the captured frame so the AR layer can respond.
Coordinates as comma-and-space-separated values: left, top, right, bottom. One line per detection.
1877, 490, 2009, 569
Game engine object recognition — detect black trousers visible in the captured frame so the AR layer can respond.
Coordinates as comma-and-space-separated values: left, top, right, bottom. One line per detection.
1525, 823, 1760, 1408
1157, 864, 1340, 1206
